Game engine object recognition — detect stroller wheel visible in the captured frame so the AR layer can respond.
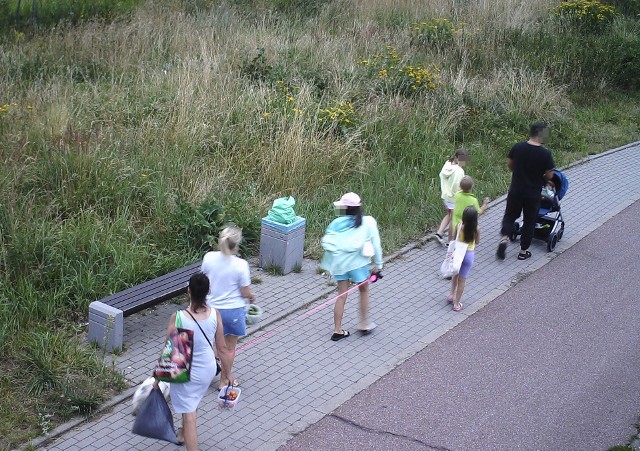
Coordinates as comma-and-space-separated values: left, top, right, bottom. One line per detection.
547, 232, 558, 252
510, 222, 520, 242
557, 221, 565, 241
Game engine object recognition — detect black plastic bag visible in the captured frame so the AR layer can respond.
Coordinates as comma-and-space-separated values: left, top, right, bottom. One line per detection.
132, 386, 180, 444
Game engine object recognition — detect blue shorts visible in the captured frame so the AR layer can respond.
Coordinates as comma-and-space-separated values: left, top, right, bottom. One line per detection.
218, 307, 246, 337
333, 265, 370, 283
458, 250, 475, 278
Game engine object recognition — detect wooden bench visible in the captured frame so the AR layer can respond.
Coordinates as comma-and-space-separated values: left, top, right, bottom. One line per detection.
88, 261, 201, 351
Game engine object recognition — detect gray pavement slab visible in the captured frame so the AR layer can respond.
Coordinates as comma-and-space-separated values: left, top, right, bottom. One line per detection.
281, 198, 640, 451
37, 142, 640, 450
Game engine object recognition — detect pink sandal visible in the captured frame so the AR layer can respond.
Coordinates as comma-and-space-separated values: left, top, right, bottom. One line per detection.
447, 295, 454, 304
453, 303, 463, 312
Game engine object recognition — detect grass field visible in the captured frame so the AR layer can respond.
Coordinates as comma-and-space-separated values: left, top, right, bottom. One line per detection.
1, 0, 639, 447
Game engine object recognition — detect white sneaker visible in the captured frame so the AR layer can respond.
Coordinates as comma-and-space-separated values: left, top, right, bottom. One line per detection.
358, 322, 377, 335
434, 233, 445, 245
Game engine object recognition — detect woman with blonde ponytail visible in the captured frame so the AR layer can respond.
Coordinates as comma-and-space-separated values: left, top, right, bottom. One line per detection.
201, 226, 255, 389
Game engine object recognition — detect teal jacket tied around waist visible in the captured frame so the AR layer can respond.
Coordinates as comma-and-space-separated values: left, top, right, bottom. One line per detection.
320, 215, 383, 276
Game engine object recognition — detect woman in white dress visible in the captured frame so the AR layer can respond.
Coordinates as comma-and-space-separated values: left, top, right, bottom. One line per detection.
165, 272, 232, 450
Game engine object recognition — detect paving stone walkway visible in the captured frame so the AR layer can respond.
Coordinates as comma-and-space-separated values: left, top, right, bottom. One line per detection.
38, 142, 640, 451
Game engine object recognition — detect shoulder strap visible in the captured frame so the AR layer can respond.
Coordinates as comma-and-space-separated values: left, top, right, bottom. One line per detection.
183, 309, 214, 349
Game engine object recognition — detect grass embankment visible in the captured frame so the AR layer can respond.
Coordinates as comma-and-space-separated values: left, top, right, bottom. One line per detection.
1, 0, 639, 447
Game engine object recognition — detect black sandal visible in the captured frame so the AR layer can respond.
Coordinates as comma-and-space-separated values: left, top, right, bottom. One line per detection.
517, 250, 532, 260
331, 330, 350, 341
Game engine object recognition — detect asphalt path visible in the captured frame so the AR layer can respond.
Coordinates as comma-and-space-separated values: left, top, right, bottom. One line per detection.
280, 200, 640, 451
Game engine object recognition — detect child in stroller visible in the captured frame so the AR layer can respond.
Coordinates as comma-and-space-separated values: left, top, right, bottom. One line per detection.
510, 169, 568, 252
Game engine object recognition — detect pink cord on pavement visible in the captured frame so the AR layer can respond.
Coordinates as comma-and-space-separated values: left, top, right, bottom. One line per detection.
234, 275, 376, 354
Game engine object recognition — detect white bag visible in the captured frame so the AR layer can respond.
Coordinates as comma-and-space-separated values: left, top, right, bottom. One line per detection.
439, 229, 469, 278
361, 240, 375, 258
132, 377, 170, 416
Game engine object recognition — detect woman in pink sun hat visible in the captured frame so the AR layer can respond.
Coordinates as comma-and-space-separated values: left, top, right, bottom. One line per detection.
320, 192, 383, 341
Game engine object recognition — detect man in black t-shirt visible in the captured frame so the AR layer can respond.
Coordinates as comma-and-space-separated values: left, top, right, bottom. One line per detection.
497, 122, 555, 260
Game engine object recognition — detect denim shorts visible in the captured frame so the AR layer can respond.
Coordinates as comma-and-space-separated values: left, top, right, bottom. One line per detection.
333, 265, 370, 283
218, 307, 247, 337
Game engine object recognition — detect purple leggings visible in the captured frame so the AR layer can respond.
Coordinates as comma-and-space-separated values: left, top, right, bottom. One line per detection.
458, 250, 475, 278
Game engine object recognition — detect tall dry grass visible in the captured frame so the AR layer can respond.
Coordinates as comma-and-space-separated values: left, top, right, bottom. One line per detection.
2, 0, 637, 258
2, 0, 631, 254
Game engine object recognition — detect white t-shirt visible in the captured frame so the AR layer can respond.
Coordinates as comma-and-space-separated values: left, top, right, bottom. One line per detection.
201, 251, 251, 310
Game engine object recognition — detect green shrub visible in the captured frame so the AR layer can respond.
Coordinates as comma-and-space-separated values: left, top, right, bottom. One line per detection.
411, 18, 462, 47
240, 48, 274, 83
608, 22, 640, 89
264, 80, 305, 118
606, 0, 640, 17
228, 0, 331, 18
554, 0, 617, 33
221, 195, 262, 257
563, 22, 639, 90
509, 15, 639, 91
359, 45, 440, 97
3, 0, 141, 29
318, 100, 357, 135
173, 197, 225, 251
171, 196, 260, 256
265, 0, 331, 17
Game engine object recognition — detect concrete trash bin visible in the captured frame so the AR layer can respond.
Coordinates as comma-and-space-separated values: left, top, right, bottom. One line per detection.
259, 216, 306, 274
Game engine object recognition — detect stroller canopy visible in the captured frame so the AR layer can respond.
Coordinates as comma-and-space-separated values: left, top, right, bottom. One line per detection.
551, 169, 569, 200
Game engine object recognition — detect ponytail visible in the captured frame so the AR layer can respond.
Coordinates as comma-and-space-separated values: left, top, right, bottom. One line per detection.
219, 226, 242, 256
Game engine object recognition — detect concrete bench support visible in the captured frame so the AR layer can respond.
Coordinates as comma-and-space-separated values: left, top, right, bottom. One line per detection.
88, 301, 124, 352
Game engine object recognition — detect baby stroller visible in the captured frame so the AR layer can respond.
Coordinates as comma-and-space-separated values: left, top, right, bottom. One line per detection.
510, 169, 569, 252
